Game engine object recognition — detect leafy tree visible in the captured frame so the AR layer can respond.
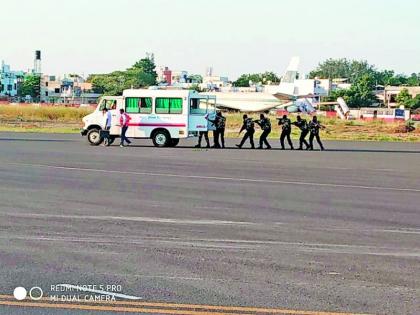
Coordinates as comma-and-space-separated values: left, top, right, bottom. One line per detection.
396, 89, 412, 106
189, 84, 202, 92
387, 74, 409, 86
373, 70, 395, 86
89, 71, 125, 95
408, 95, 420, 110
18, 74, 41, 100
131, 57, 158, 84
407, 73, 420, 86
261, 71, 281, 84
234, 72, 280, 87
309, 58, 375, 83
89, 56, 158, 95
234, 74, 260, 87
309, 58, 420, 87
396, 89, 420, 110
187, 74, 203, 84
327, 74, 378, 107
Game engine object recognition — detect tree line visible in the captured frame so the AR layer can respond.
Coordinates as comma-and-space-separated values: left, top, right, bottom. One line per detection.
310, 58, 419, 109
15, 56, 419, 110
233, 58, 419, 109
87, 57, 158, 95
309, 58, 419, 86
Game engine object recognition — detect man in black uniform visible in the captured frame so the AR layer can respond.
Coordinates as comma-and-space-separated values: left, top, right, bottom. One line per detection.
278, 114, 294, 150
293, 115, 310, 150
254, 113, 272, 149
236, 114, 255, 149
308, 116, 325, 151
195, 131, 210, 148
207, 111, 226, 148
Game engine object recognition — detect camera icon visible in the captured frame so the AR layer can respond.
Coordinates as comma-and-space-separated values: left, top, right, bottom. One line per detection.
13, 287, 43, 301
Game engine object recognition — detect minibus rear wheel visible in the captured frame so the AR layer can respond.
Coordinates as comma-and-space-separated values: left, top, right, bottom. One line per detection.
87, 128, 103, 146
152, 129, 170, 147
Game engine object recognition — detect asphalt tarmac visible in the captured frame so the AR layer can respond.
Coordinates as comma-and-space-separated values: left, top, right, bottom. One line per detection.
0, 133, 419, 315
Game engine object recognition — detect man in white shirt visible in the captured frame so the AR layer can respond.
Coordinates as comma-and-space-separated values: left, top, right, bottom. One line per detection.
102, 108, 112, 146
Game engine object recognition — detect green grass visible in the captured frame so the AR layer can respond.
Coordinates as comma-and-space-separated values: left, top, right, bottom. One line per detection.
0, 105, 419, 142
0, 105, 93, 122
0, 126, 80, 134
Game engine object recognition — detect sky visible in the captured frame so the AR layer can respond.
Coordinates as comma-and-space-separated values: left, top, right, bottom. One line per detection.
1, 0, 419, 79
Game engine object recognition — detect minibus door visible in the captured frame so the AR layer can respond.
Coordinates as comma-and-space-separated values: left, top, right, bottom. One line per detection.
188, 96, 216, 133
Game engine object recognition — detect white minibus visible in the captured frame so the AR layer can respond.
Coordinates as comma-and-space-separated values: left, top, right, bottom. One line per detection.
81, 89, 216, 147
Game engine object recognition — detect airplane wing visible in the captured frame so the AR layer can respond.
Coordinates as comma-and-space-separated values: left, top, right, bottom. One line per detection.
203, 92, 281, 112
215, 101, 280, 112
273, 92, 315, 101
272, 93, 295, 101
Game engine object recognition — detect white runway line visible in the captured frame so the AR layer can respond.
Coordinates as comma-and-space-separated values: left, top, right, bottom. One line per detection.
3, 212, 255, 226
54, 284, 142, 300
2, 234, 419, 257
6, 162, 420, 193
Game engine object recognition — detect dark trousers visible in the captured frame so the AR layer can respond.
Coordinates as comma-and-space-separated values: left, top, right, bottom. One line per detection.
259, 129, 271, 148
197, 131, 210, 147
309, 132, 324, 150
299, 130, 310, 149
120, 126, 131, 145
280, 130, 293, 149
239, 130, 255, 148
103, 126, 111, 145
212, 130, 220, 148
218, 128, 225, 148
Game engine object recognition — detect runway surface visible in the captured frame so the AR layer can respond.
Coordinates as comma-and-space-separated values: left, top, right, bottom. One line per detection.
0, 133, 419, 315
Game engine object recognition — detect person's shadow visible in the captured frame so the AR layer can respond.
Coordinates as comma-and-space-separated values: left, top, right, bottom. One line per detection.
127, 144, 420, 154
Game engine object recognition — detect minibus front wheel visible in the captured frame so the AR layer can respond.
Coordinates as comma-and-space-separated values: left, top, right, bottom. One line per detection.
152, 129, 170, 147
87, 128, 103, 146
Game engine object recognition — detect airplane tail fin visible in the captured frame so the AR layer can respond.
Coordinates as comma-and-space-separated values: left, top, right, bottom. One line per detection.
277, 56, 300, 95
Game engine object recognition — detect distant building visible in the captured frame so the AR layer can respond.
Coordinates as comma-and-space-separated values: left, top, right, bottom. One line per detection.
294, 79, 331, 97
157, 67, 190, 86
332, 78, 352, 90
171, 70, 188, 84
0, 61, 24, 97
201, 75, 229, 91
157, 66, 172, 85
378, 86, 420, 108
40, 74, 101, 104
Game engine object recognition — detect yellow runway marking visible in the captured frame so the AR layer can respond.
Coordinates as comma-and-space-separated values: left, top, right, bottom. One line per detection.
0, 300, 249, 315
0, 295, 373, 315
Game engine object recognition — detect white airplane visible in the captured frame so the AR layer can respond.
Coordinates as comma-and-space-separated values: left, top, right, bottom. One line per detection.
203, 57, 317, 113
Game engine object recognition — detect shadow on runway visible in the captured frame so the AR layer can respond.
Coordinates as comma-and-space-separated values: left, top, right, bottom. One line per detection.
0, 138, 75, 142
126, 145, 420, 153
326, 148, 420, 154
3, 137, 417, 153
127, 145, 293, 151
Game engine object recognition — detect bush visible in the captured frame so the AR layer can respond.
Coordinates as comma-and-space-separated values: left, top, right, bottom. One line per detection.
0, 105, 93, 122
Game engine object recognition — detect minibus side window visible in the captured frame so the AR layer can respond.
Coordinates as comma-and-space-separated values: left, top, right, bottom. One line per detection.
126, 98, 138, 113
98, 100, 106, 111
190, 98, 207, 114
139, 97, 152, 113
125, 97, 153, 114
155, 98, 183, 114
99, 99, 116, 111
